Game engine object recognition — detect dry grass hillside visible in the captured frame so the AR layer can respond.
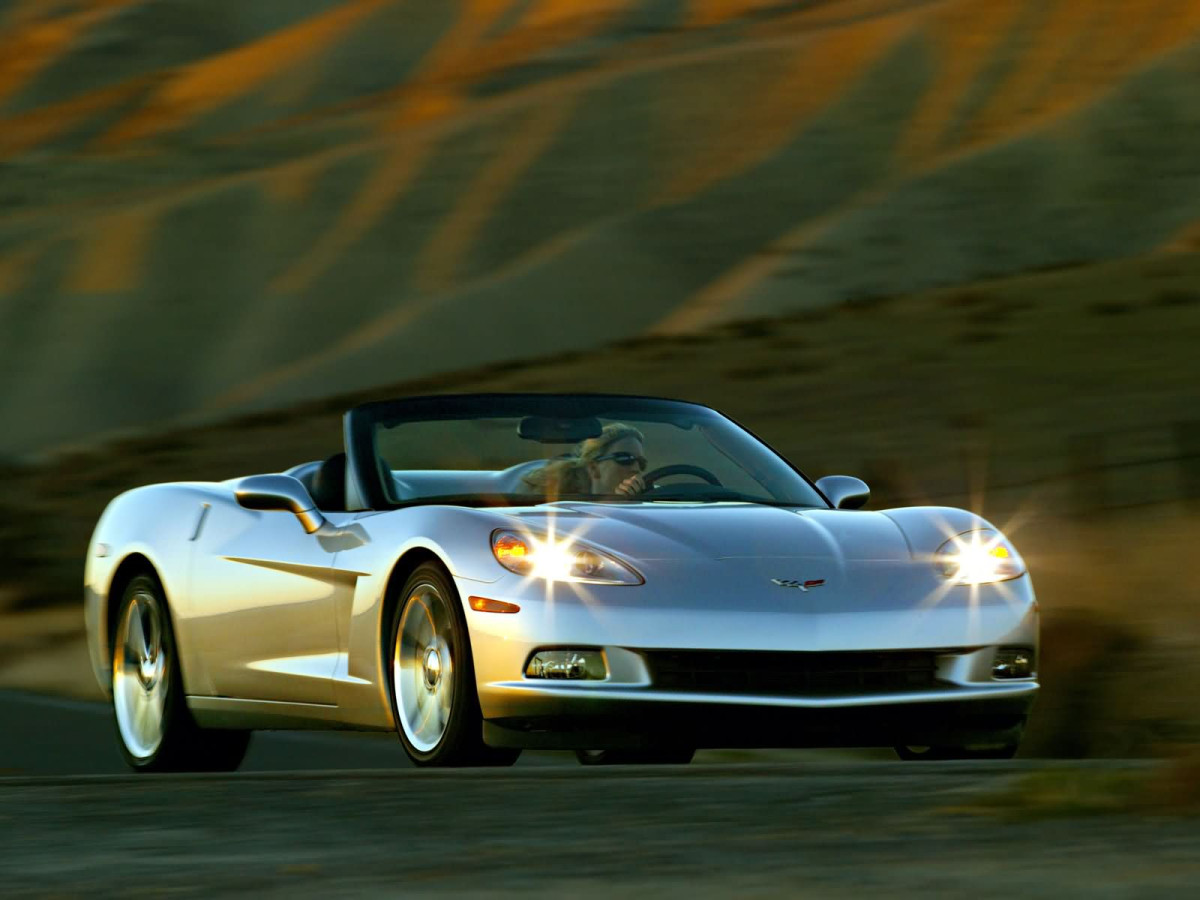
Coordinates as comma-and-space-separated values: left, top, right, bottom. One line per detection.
4, 0, 1200, 455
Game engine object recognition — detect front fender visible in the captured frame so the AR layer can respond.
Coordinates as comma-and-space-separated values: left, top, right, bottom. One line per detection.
84, 483, 218, 698
880, 506, 999, 557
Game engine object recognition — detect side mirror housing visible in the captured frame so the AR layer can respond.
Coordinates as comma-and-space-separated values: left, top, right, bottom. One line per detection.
815, 475, 870, 510
234, 474, 326, 534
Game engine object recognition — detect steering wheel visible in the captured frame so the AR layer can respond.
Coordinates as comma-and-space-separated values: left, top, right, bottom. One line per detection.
642, 464, 722, 491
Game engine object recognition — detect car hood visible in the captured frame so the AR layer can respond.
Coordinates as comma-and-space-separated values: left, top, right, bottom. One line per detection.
500, 503, 912, 562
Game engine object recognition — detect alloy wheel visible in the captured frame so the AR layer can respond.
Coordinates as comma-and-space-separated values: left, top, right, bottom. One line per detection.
394, 581, 456, 753
113, 589, 170, 761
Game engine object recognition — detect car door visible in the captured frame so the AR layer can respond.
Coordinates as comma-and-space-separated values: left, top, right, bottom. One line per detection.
184, 497, 346, 705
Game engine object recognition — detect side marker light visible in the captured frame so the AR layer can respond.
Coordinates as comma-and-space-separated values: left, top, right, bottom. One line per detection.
469, 596, 520, 614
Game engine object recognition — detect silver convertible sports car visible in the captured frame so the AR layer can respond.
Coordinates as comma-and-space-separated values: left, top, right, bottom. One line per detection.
85, 394, 1038, 771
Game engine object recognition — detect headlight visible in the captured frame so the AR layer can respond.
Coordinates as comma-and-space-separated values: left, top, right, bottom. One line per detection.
491, 530, 643, 585
935, 529, 1025, 584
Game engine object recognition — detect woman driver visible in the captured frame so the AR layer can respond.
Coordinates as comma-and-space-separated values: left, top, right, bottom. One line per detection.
523, 423, 647, 498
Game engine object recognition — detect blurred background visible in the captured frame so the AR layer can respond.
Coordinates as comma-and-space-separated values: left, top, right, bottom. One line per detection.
1, 0, 1199, 758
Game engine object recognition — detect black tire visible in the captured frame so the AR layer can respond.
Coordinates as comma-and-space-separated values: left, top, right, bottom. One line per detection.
576, 748, 696, 766
388, 562, 520, 767
894, 742, 1019, 761
111, 573, 251, 773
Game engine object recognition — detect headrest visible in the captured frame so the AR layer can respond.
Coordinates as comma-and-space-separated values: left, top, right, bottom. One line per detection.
310, 452, 347, 512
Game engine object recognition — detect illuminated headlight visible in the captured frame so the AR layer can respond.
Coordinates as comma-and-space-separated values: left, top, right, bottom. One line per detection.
993, 647, 1035, 679
935, 529, 1025, 584
491, 530, 642, 585
526, 649, 607, 680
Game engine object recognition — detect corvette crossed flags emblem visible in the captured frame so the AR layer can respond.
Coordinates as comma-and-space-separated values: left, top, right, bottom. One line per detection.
771, 578, 826, 591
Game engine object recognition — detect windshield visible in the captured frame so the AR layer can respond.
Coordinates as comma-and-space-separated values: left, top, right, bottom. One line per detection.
347, 395, 827, 509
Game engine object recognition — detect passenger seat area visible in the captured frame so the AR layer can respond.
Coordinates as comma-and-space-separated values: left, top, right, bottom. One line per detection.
309, 453, 347, 511
285, 454, 347, 511
285, 455, 551, 508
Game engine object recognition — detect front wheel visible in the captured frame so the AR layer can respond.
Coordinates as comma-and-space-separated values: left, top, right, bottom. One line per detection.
112, 573, 251, 772
576, 748, 695, 766
390, 562, 520, 767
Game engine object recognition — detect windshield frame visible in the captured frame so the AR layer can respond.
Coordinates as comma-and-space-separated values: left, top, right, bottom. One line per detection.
344, 393, 832, 511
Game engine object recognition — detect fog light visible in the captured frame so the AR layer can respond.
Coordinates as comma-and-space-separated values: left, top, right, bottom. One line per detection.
993, 648, 1035, 679
525, 649, 607, 680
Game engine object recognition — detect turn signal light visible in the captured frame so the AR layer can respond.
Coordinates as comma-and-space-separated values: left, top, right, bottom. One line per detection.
935, 529, 1025, 584
492, 533, 532, 575
469, 596, 520, 614
491, 530, 642, 585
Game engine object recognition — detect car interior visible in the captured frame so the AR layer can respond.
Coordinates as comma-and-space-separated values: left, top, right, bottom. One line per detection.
286, 456, 550, 511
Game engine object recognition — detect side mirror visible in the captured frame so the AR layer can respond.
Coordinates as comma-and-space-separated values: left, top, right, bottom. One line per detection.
815, 475, 870, 510
234, 474, 326, 534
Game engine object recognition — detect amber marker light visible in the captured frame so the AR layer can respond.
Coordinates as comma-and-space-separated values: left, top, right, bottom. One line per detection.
935, 529, 1025, 584
492, 532, 533, 575
490, 529, 643, 585
469, 596, 520, 614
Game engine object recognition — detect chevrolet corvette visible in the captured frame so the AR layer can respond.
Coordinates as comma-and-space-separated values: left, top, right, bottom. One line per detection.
84, 394, 1038, 770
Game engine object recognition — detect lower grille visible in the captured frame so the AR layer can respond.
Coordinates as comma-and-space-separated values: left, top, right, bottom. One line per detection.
643, 649, 945, 696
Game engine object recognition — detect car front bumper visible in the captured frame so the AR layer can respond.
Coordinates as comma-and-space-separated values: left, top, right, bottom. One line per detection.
460, 567, 1040, 750
480, 687, 1036, 750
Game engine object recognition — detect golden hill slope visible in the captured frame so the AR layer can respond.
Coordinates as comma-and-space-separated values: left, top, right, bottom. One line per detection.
2, 0, 1200, 455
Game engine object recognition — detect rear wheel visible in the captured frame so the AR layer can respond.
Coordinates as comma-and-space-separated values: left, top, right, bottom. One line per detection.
576, 748, 696, 766
112, 573, 250, 772
390, 562, 520, 767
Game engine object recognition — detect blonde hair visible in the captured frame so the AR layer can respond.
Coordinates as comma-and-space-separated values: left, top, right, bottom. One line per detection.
523, 423, 645, 498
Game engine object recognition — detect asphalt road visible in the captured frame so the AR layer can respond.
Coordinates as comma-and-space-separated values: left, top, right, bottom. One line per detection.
2, 692, 1196, 897
0, 690, 573, 775
1, 762, 1195, 898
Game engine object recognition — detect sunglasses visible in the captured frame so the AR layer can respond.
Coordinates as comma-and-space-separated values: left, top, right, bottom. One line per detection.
594, 451, 648, 471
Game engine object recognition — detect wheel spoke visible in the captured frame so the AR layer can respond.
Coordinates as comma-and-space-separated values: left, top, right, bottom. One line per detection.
133, 692, 152, 738
415, 689, 436, 735
138, 602, 157, 660
126, 608, 146, 663
436, 688, 451, 732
